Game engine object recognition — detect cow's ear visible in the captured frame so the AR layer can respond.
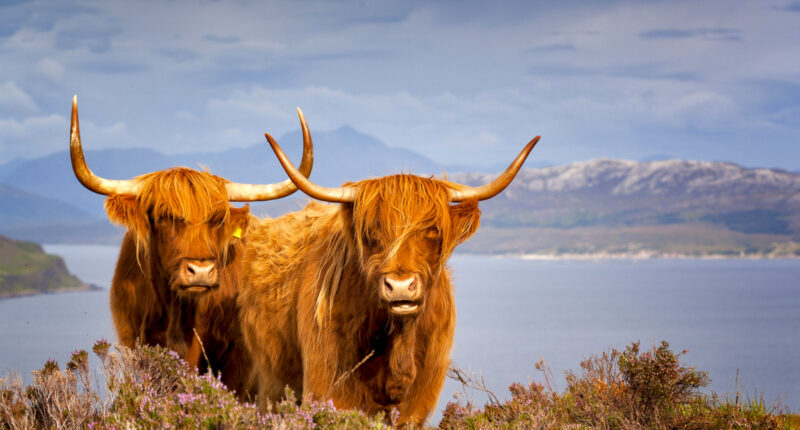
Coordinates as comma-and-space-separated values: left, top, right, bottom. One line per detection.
228, 205, 250, 239
449, 199, 481, 246
105, 194, 149, 237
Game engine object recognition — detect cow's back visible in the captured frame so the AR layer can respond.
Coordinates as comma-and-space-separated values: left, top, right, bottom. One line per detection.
239, 201, 339, 405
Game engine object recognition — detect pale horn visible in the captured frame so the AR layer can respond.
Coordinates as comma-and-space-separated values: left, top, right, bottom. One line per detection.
70, 95, 140, 195
225, 107, 314, 201
70, 96, 314, 201
265, 132, 358, 203
447, 136, 540, 202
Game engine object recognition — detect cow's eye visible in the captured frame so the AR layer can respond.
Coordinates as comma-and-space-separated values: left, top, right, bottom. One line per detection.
207, 213, 225, 228
363, 233, 380, 249
158, 216, 184, 227
425, 227, 441, 239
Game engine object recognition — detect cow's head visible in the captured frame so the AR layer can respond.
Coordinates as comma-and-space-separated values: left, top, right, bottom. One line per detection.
103, 169, 253, 295
265, 131, 539, 318
69, 96, 313, 296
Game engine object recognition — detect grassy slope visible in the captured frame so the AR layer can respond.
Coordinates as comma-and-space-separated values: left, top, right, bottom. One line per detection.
0, 235, 90, 298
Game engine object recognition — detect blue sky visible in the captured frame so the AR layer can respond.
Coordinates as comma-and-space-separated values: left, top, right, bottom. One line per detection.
1, 0, 799, 169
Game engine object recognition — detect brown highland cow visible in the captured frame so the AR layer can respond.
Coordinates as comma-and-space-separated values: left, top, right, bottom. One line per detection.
69, 96, 313, 396
238, 130, 539, 424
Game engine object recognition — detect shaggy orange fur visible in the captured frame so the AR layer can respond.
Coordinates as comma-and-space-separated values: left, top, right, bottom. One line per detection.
106, 167, 253, 397
238, 175, 481, 425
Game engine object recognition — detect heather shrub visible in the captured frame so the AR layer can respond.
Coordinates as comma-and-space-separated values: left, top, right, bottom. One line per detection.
617, 341, 709, 422
0, 352, 101, 430
1, 341, 388, 429
2, 339, 793, 429
441, 341, 793, 430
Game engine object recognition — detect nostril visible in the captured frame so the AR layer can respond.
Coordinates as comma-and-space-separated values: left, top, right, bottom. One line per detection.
187, 265, 195, 275
408, 279, 417, 292
384, 278, 393, 291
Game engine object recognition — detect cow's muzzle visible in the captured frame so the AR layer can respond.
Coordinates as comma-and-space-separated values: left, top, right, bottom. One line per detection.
379, 274, 422, 315
177, 259, 219, 293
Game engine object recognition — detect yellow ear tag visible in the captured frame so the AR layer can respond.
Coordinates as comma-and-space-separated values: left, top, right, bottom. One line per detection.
232, 227, 242, 239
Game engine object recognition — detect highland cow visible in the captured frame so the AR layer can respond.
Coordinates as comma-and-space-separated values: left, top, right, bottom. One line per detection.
239, 130, 539, 424
69, 96, 313, 396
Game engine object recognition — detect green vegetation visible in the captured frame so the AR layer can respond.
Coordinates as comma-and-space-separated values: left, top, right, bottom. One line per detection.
0, 235, 91, 299
1, 341, 795, 429
441, 341, 795, 429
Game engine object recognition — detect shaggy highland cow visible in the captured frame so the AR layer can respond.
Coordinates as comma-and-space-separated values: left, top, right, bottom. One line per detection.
239, 129, 538, 424
69, 96, 313, 396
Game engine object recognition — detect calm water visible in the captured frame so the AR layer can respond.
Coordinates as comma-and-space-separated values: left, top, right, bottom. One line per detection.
1, 246, 798, 418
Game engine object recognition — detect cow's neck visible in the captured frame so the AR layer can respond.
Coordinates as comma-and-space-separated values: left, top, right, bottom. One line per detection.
146, 241, 201, 358
333, 267, 421, 404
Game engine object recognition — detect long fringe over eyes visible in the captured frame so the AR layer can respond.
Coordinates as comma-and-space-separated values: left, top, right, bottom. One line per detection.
313, 174, 467, 324
107, 168, 234, 260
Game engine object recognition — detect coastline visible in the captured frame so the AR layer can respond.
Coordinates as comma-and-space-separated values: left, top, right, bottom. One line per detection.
459, 251, 800, 261
0, 282, 102, 301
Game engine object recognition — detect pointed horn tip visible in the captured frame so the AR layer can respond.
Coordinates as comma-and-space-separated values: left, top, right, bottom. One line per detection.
72, 95, 78, 104
263, 132, 284, 153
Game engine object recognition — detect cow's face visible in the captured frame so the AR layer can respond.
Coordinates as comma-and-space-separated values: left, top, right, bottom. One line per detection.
104, 169, 250, 297
148, 205, 249, 295
347, 176, 480, 316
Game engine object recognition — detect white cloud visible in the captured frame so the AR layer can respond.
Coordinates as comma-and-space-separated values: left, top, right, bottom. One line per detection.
203, 85, 549, 163
34, 58, 65, 82
0, 0, 797, 168
0, 114, 64, 160
0, 81, 39, 114
175, 110, 196, 121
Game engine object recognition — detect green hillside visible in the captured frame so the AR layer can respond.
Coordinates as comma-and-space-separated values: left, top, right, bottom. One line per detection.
0, 235, 92, 298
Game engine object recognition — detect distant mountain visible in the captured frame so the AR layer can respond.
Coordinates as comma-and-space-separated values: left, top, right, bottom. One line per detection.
2, 148, 174, 220
0, 182, 94, 227
0, 126, 448, 221
3, 130, 800, 257
456, 159, 800, 232
453, 159, 800, 256
0, 182, 121, 244
0, 157, 25, 179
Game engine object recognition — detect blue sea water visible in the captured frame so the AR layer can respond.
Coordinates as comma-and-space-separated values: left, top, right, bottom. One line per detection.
1, 246, 798, 418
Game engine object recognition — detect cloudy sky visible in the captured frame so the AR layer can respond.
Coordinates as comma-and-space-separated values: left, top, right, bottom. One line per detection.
1, 0, 799, 169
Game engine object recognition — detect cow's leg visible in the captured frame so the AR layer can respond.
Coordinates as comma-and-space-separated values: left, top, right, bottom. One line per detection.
165, 297, 188, 358
396, 325, 454, 426
301, 345, 338, 403
185, 332, 202, 370
386, 323, 417, 403
110, 279, 142, 347
257, 370, 298, 409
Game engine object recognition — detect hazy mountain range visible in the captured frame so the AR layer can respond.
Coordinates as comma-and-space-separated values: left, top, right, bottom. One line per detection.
1, 127, 798, 257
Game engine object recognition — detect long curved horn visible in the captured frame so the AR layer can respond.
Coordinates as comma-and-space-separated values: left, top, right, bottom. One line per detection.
448, 136, 540, 202
225, 107, 314, 201
265, 132, 357, 203
70, 95, 140, 196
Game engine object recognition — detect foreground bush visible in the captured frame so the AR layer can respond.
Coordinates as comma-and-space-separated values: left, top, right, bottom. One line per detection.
0, 341, 388, 429
1, 340, 794, 429
441, 341, 792, 429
